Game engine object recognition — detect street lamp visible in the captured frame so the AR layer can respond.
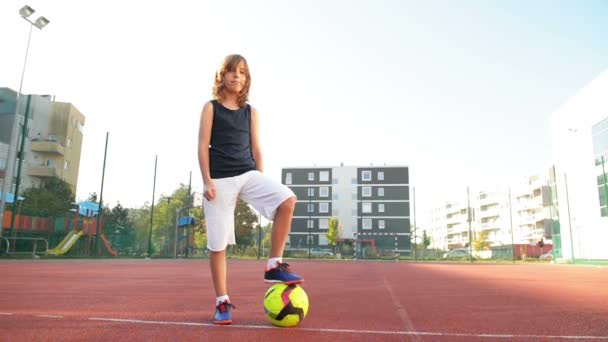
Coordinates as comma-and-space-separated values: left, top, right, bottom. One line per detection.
0, 5, 50, 238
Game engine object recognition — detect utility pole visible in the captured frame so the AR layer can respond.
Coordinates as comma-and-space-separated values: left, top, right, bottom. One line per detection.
147, 155, 157, 258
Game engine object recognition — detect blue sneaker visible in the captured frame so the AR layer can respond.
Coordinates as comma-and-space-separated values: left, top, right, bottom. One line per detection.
264, 262, 304, 284
213, 301, 235, 325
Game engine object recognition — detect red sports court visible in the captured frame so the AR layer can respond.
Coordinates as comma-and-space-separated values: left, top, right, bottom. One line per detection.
1, 259, 607, 341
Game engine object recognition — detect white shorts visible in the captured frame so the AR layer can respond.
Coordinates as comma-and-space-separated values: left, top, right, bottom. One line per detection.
203, 170, 296, 251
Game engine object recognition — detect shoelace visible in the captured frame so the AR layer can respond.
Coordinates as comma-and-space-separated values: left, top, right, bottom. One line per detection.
217, 302, 236, 313
275, 262, 292, 273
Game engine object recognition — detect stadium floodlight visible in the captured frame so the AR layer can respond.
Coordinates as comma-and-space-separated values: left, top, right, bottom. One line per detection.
34, 16, 50, 29
0, 5, 51, 238
19, 5, 35, 18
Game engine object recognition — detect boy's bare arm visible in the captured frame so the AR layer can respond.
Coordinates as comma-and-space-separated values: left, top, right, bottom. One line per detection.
250, 106, 264, 173
198, 101, 214, 185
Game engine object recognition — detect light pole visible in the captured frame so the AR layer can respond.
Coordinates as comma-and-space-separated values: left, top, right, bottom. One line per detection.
174, 207, 181, 258
0, 5, 50, 238
164, 196, 172, 257
147, 155, 158, 258
308, 187, 311, 259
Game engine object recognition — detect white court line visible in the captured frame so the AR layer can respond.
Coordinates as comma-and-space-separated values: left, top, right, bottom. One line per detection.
0, 313, 13, 315
383, 276, 421, 342
35, 315, 63, 319
88, 317, 608, 340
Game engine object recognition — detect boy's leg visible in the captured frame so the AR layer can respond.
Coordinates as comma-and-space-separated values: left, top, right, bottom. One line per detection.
210, 249, 227, 297
210, 249, 234, 325
236, 171, 304, 284
269, 197, 297, 258
203, 176, 238, 325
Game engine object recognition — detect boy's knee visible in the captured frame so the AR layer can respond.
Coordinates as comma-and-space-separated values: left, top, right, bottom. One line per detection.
280, 196, 296, 212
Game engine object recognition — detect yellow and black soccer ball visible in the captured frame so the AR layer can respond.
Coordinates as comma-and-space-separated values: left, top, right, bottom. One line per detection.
263, 283, 309, 327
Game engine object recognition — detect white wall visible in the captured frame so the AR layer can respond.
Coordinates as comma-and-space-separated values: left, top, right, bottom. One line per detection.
551, 69, 608, 260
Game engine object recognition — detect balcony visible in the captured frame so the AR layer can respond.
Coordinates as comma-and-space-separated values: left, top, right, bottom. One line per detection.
28, 165, 59, 178
31, 140, 65, 155
478, 207, 500, 218
446, 215, 463, 225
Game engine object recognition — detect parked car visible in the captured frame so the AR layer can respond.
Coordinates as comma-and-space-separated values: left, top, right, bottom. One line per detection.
310, 248, 334, 257
539, 250, 553, 260
442, 248, 471, 259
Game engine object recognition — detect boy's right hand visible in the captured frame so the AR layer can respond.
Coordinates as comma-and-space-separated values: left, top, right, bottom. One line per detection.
204, 181, 216, 201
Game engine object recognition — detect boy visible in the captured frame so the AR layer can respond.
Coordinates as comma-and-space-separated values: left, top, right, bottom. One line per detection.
198, 54, 304, 325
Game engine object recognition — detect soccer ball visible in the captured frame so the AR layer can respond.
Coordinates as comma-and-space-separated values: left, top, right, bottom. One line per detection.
263, 283, 309, 327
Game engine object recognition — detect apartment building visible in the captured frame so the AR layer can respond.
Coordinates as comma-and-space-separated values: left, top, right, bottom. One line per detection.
431, 170, 555, 251
0, 87, 85, 195
282, 165, 411, 254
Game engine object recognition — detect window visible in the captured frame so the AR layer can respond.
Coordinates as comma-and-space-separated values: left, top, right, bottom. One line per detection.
351, 193, 357, 200
362, 218, 372, 230
378, 187, 384, 196
379, 220, 385, 229
332, 178, 339, 184
378, 171, 384, 181
45, 159, 54, 167
308, 188, 315, 197
362, 186, 372, 197
67, 138, 72, 148
307, 219, 314, 228
362, 170, 372, 181
378, 203, 385, 213
64, 160, 70, 170
320, 187, 329, 197
0, 158, 5, 170
351, 178, 357, 184
308, 172, 315, 181
320, 171, 329, 182
319, 202, 329, 213
319, 234, 328, 245
319, 218, 329, 229
362, 202, 372, 213
285, 172, 292, 184
308, 203, 314, 213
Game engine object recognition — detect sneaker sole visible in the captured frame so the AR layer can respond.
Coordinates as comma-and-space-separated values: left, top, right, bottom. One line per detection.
264, 279, 304, 285
213, 320, 232, 325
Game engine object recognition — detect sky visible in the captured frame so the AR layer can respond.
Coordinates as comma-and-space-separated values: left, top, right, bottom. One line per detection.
1, 0, 607, 226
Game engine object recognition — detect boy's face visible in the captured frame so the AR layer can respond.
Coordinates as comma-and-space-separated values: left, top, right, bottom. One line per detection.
224, 61, 247, 94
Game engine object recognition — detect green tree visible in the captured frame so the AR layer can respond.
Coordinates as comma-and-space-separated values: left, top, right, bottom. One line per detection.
262, 222, 272, 249
87, 192, 98, 203
235, 200, 258, 246
128, 205, 152, 256
104, 202, 136, 254
21, 176, 74, 217
150, 184, 195, 256
473, 230, 490, 252
422, 230, 431, 250
326, 217, 341, 253
410, 224, 417, 250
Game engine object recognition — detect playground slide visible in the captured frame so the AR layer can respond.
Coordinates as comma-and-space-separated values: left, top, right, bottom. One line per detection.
48, 231, 83, 256
100, 234, 118, 256
47, 230, 77, 254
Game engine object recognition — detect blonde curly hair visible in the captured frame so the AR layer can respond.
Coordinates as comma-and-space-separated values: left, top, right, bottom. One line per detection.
212, 54, 251, 108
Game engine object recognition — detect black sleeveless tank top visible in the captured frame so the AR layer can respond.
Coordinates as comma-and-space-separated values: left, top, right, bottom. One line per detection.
208, 100, 256, 178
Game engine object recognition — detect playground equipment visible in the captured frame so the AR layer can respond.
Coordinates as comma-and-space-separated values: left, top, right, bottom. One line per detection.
100, 233, 118, 256
47, 230, 83, 255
